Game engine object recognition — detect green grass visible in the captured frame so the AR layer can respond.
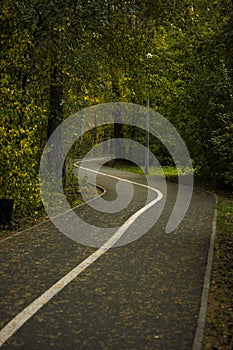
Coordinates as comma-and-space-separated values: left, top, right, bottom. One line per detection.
115, 165, 193, 176
217, 196, 233, 231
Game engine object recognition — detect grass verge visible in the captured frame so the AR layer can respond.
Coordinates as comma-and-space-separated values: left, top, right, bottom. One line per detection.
108, 164, 193, 177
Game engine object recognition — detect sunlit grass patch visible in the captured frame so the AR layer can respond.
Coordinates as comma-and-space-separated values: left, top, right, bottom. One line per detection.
115, 165, 194, 177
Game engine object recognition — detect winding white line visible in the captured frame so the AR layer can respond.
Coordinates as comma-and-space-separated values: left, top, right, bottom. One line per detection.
0, 161, 163, 347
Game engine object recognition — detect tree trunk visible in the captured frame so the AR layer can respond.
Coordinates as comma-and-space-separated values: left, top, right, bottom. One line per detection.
47, 60, 66, 187
111, 67, 124, 159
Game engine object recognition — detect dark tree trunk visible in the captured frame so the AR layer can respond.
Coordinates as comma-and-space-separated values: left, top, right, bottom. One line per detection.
47, 63, 63, 139
47, 61, 66, 187
111, 68, 124, 159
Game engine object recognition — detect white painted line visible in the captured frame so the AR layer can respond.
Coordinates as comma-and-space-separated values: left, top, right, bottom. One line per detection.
0, 161, 163, 347
192, 193, 218, 350
76, 162, 162, 198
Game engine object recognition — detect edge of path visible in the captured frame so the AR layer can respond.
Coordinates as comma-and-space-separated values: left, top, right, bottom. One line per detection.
192, 192, 218, 350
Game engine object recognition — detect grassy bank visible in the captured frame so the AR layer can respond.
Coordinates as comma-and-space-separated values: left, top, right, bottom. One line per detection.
108, 164, 192, 177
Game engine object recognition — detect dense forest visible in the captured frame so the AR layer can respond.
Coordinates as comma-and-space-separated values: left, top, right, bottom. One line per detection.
1, 0, 233, 217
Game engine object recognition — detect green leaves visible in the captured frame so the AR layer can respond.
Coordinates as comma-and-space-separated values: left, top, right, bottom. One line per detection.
1, 0, 232, 222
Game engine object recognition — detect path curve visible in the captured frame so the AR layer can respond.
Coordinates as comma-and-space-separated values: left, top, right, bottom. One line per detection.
0, 160, 163, 347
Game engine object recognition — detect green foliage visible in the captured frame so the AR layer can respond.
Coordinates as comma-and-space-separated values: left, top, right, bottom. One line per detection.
63, 162, 82, 208
0, 103, 46, 216
210, 113, 233, 187
1, 0, 232, 221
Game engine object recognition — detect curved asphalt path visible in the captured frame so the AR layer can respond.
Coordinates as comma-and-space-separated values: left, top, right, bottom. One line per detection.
0, 163, 216, 349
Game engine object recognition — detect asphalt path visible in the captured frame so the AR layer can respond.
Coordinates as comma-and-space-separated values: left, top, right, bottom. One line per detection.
0, 163, 216, 349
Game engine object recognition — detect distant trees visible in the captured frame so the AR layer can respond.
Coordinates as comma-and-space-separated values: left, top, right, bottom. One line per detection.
177, 0, 233, 186
0, 0, 232, 217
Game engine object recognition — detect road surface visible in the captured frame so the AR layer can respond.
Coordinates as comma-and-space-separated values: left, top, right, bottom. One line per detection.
0, 163, 216, 349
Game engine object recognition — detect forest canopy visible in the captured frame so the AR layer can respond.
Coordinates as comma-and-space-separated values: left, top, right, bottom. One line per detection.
1, 0, 232, 216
